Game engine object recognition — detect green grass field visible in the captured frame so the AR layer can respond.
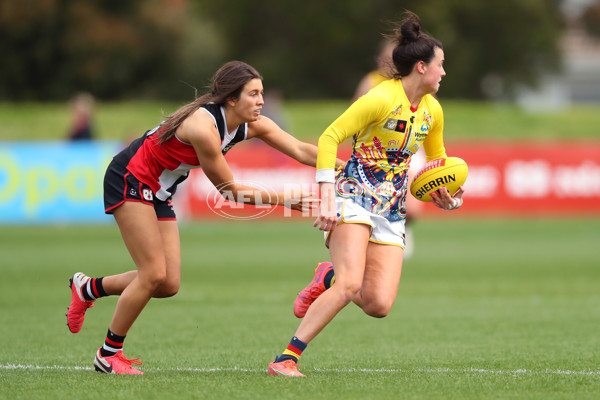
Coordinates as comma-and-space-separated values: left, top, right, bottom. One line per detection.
1, 218, 599, 400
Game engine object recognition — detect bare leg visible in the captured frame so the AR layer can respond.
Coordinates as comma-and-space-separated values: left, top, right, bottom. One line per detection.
294, 223, 371, 343
102, 271, 138, 296
294, 228, 404, 343
98, 217, 181, 298
107, 202, 179, 336
351, 242, 403, 317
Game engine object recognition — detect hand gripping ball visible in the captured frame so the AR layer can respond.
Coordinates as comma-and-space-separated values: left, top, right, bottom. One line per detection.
410, 157, 468, 202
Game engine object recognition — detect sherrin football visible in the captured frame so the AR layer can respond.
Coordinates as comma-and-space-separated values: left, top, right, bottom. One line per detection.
410, 157, 468, 202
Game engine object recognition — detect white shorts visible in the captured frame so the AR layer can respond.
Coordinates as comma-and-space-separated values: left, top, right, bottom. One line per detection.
325, 196, 406, 248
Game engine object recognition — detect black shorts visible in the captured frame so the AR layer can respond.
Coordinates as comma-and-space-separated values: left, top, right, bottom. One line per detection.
103, 160, 177, 220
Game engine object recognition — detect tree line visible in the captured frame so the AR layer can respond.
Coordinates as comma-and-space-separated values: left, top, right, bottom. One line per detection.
0, 0, 566, 101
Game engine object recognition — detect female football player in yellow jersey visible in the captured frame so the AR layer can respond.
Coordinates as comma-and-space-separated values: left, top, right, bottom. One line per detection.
353, 37, 427, 259
268, 11, 465, 377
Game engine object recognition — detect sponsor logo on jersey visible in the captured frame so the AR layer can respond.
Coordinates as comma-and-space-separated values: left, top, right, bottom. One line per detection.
384, 118, 408, 133
392, 104, 403, 115
420, 110, 432, 131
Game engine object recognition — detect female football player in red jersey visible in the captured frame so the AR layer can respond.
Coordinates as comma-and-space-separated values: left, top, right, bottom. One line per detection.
65, 61, 338, 374
268, 12, 465, 377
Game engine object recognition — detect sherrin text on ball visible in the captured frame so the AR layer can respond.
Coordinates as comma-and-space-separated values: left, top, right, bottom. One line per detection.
410, 157, 468, 202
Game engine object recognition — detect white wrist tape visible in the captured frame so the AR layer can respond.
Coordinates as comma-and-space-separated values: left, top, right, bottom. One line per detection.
448, 197, 463, 210
316, 169, 336, 183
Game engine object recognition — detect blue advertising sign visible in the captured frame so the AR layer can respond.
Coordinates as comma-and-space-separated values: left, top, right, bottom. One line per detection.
0, 141, 123, 224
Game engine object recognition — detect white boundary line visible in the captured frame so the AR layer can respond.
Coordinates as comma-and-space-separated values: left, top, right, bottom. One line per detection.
1, 364, 599, 375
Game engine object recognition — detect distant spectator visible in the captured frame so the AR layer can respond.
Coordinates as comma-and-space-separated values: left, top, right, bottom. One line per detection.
68, 92, 95, 141
261, 89, 289, 130
352, 39, 396, 102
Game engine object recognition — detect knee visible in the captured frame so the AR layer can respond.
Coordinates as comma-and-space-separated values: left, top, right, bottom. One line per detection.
361, 299, 393, 318
153, 280, 180, 298
140, 269, 168, 292
335, 281, 362, 303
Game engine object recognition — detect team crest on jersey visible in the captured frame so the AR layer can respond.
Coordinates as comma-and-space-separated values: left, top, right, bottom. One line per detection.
392, 104, 403, 116
420, 110, 432, 132
384, 118, 407, 133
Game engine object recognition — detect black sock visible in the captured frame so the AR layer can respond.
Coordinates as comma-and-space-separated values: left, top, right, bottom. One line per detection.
100, 329, 125, 357
324, 269, 335, 289
275, 336, 307, 363
82, 277, 108, 301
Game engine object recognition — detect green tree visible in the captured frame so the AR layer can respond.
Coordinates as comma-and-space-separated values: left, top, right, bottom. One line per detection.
0, 0, 563, 100
417, 0, 563, 99
0, 0, 223, 100
197, 0, 403, 98
198, 0, 563, 99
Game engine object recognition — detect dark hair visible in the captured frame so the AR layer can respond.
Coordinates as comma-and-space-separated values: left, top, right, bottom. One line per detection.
157, 61, 263, 143
386, 11, 443, 78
